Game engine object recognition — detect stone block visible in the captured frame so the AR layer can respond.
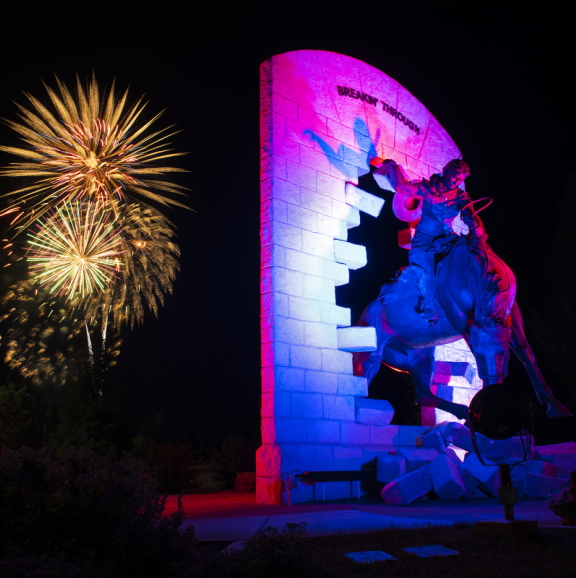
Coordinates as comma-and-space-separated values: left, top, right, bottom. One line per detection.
301, 187, 332, 216
323, 394, 355, 421
381, 467, 432, 505
261, 391, 291, 418
303, 274, 335, 303
301, 230, 334, 259
511, 460, 558, 484
290, 392, 323, 419
286, 159, 317, 190
484, 436, 535, 461
429, 454, 466, 500
355, 398, 394, 426
397, 426, 430, 446
262, 366, 305, 392
306, 419, 340, 443
321, 349, 353, 374
337, 326, 377, 352
459, 467, 479, 498
524, 473, 569, 499
338, 374, 368, 396
371, 426, 400, 446
334, 240, 367, 269
261, 177, 301, 205
261, 290, 289, 318
340, 422, 370, 445
332, 199, 360, 228
287, 203, 318, 232
317, 171, 346, 202
284, 248, 319, 275
304, 371, 338, 394
317, 258, 349, 285
256, 444, 281, 481
536, 443, 576, 477
344, 183, 385, 217
261, 266, 303, 297
289, 345, 322, 370
261, 341, 290, 367
461, 452, 500, 497
444, 422, 474, 452
397, 448, 440, 473
319, 303, 350, 327
377, 454, 407, 484
317, 213, 348, 240
274, 316, 305, 345
297, 443, 333, 471
304, 321, 337, 349
262, 417, 307, 444
416, 429, 446, 451
288, 295, 321, 322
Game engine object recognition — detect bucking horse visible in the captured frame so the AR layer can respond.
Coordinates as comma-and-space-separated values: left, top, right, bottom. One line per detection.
353, 231, 571, 422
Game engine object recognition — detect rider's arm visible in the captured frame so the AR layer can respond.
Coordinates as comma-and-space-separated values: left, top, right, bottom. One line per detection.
376, 160, 428, 199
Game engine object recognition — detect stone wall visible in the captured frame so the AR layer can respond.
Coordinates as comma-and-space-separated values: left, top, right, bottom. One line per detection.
258, 50, 467, 505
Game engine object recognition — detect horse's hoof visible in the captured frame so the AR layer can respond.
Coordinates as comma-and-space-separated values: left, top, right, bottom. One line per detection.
545, 402, 573, 418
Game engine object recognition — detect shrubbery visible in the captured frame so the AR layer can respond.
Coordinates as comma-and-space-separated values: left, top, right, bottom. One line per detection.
195, 523, 336, 578
0, 445, 198, 577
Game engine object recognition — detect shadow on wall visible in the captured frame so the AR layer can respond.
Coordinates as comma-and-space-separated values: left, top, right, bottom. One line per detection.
304, 117, 380, 180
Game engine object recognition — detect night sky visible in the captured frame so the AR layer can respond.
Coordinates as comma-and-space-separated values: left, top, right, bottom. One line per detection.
0, 4, 574, 444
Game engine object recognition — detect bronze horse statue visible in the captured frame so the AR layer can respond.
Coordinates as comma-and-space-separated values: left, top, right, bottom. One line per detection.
353, 233, 571, 422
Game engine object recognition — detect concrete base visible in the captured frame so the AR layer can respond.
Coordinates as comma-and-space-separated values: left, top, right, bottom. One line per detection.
475, 519, 538, 539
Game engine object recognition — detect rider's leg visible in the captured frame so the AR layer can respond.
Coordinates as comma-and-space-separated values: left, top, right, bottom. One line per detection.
408, 245, 439, 322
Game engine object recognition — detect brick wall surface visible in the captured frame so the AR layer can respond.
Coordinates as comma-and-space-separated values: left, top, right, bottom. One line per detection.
258, 51, 464, 504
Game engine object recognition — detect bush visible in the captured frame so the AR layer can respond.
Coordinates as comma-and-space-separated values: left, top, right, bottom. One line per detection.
195, 523, 336, 578
0, 445, 198, 577
206, 433, 257, 490
134, 437, 203, 494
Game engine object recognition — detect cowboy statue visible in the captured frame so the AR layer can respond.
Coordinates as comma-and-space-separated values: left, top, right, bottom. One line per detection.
375, 157, 510, 350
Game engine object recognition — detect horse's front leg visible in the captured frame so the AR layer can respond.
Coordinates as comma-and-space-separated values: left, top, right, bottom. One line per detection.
399, 346, 469, 422
510, 302, 571, 418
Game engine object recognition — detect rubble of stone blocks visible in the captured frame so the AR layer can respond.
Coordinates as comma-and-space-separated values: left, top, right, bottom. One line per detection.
378, 422, 574, 505
549, 471, 576, 526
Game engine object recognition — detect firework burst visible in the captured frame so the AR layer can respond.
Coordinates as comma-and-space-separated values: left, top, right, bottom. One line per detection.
27, 201, 124, 299
0, 74, 188, 232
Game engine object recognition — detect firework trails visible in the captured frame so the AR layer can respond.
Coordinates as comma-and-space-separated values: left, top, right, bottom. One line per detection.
0, 75, 188, 232
27, 202, 124, 299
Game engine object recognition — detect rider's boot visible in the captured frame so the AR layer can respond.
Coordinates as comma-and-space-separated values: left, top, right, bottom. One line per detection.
409, 249, 439, 325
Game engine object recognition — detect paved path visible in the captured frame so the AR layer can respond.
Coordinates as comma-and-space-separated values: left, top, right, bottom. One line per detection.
164, 492, 570, 541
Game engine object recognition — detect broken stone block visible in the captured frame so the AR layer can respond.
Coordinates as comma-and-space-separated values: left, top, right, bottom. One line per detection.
536, 443, 576, 477
377, 455, 407, 484
484, 436, 535, 461
443, 422, 474, 452
459, 467, 479, 498
355, 398, 394, 426
397, 448, 439, 472
511, 460, 558, 485
428, 454, 466, 500
549, 472, 576, 526
381, 467, 432, 505
524, 473, 569, 499
461, 452, 500, 497
416, 429, 446, 452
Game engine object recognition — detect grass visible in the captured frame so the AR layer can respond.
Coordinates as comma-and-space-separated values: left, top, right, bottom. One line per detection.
305, 524, 576, 577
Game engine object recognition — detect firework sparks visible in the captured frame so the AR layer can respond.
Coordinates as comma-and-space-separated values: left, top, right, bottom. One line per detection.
0, 74, 188, 232
27, 201, 124, 299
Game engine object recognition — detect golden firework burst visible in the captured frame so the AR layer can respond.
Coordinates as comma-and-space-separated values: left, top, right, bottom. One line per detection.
0, 75, 188, 232
26, 201, 124, 299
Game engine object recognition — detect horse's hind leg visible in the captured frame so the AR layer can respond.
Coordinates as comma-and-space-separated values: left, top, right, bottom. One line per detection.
400, 347, 469, 422
353, 298, 388, 383
510, 302, 571, 417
